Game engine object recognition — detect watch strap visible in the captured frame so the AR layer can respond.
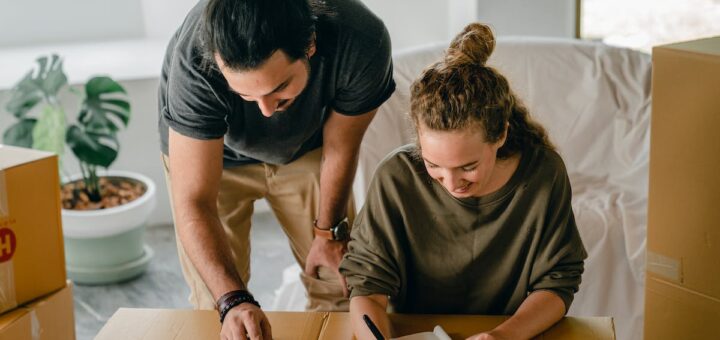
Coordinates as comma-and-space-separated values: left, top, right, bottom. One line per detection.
313, 221, 334, 240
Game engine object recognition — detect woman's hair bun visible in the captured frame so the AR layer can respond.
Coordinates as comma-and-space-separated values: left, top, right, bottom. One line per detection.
445, 23, 495, 67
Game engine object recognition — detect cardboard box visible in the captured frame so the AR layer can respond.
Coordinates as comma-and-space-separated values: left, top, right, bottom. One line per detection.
646, 36, 720, 338
0, 282, 75, 340
0, 145, 66, 314
96, 310, 327, 340
319, 313, 614, 340
95, 309, 614, 340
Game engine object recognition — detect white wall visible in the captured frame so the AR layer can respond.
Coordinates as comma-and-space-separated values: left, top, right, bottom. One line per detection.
0, 0, 146, 47
362, 0, 577, 51
361, 0, 449, 50
473, 0, 577, 38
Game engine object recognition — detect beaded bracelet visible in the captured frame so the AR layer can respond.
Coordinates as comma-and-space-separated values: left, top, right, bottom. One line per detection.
217, 290, 261, 323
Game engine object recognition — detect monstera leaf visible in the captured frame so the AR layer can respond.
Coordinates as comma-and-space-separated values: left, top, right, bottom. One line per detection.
78, 76, 130, 135
66, 125, 119, 168
5, 55, 67, 118
2, 118, 37, 147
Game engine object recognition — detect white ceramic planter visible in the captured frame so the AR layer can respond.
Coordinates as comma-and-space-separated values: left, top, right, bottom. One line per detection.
61, 170, 156, 285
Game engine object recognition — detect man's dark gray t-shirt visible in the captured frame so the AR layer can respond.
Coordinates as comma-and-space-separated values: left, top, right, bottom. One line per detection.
158, 0, 395, 167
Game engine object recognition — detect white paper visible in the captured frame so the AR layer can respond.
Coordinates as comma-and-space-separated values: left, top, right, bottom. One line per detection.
392, 325, 451, 340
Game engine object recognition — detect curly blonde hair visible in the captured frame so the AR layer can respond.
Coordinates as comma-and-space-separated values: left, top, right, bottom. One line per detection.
410, 23, 553, 159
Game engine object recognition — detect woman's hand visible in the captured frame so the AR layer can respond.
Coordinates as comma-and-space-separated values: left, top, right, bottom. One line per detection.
465, 329, 510, 340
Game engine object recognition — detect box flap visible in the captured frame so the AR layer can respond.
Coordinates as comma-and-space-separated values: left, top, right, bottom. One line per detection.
0, 307, 28, 330
95, 309, 327, 340
0, 145, 54, 170
645, 276, 720, 339
318, 313, 614, 340
654, 36, 720, 56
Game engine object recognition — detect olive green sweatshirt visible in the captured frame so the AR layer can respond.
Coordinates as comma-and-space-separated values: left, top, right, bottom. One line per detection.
340, 144, 586, 314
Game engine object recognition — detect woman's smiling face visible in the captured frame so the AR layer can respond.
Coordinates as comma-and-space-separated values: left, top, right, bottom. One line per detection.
418, 124, 504, 198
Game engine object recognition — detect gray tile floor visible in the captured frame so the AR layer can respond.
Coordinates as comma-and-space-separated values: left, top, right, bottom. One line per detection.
73, 212, 296, 340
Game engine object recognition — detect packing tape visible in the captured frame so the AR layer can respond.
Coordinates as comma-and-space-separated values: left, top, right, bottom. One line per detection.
31, 310, 41, 340
0, 170, 18, 312
0, 260, 17, 312
647, 250, 683, 283
0, 169, 7, 217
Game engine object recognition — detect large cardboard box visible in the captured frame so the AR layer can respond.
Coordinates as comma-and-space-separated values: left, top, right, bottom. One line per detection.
0, 282, 75, 340
646, 36, 720, 338
0, 145, 66, 314
95, 309, 614, 340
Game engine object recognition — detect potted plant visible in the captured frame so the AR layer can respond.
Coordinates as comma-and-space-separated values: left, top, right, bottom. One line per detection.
2, 55, 156, 284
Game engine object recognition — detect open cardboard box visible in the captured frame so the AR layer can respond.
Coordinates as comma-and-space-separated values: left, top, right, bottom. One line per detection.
96, 309, 614, 340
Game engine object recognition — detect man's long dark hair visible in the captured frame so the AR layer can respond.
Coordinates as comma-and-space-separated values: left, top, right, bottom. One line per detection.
201, 0, 326, 71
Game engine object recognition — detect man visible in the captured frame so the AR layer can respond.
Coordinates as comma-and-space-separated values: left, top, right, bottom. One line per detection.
158, 0, 394, 339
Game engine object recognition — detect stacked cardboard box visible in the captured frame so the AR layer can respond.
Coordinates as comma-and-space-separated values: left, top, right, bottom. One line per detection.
0, 145, 75, 339
0, 283, 75, 339
646, 37, 720, 338
95, 309, 615, 339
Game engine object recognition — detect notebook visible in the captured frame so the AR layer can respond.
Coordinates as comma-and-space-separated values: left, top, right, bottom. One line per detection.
392, 325, 452, 340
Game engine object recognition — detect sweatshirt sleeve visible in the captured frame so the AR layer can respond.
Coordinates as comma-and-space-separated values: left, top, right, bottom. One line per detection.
529, 168, 587, 313
340, 161, 404, 299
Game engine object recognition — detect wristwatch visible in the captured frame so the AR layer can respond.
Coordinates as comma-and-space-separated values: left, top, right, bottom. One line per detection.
313, 217, 350, 241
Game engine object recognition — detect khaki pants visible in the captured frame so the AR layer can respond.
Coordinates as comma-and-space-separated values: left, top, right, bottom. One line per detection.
162, 148, 354, 311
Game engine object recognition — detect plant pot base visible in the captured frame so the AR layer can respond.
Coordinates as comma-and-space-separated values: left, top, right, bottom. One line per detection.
68, 244, 154, 285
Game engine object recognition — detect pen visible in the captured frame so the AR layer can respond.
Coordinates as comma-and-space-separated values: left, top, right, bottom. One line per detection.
362, 314, 385, 340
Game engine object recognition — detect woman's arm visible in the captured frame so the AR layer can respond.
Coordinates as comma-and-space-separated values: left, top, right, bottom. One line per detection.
351, 294, 392, 340
467, 290, 565, 340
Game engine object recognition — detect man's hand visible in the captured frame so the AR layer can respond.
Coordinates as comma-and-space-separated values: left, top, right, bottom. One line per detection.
304, 236, 349, 297
220, 303, 272, 340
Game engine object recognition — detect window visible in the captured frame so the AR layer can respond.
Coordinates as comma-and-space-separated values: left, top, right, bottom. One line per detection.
581, 0, 720, 53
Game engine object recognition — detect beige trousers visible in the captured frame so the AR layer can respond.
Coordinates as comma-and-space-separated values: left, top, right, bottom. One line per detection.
162, 148, 354, 312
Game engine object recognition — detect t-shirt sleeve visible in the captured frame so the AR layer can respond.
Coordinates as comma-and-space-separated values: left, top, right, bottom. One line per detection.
162, 47, 229, 140
340, 162, 403, 299
330, 27, 396, 116
529, 168, 587, 313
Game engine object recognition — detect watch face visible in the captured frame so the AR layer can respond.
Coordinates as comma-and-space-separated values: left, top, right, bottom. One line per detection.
332, 220, 350, 241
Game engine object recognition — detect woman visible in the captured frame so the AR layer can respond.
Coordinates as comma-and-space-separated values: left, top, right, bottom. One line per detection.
340, 23, 587, 340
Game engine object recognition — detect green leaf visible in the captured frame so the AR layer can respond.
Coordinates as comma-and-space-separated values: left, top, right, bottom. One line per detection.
86, 76, 126, 96
80, 76, 131, 134
5, 71, 44, 118
32, 105, 66, 158
66, 125, 118, 168
43, 55, 68, 96
100, 99, 131, 126
2, 119, 37, 147
4, 55, 67, 118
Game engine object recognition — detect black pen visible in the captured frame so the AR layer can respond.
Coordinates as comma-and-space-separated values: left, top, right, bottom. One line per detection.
362, 314, 385, 340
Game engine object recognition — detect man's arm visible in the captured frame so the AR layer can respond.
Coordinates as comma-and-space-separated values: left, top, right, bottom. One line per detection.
168, 128, 271, 340
304, 108, 377, 294
168, 128, 242, 295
